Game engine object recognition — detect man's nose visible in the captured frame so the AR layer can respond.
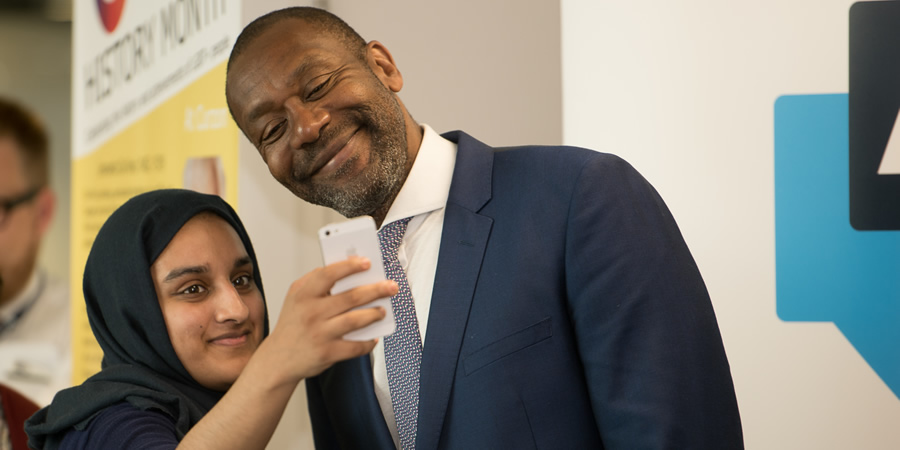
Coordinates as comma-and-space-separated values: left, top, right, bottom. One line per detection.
286, 96, 330, 148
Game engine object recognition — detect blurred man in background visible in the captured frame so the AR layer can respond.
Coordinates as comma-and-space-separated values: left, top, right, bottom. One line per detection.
0, 97, 70, 406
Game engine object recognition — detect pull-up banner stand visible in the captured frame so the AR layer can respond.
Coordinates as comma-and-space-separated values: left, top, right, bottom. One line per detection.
71, 0, 241, 383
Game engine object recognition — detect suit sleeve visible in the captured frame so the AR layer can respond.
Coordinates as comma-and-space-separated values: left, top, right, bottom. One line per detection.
564, 154, 743, 449
304, 377, 342, 450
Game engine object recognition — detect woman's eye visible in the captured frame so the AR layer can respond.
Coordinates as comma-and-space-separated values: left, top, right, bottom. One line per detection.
180, 285, 206, 295
233, 275, 253, 288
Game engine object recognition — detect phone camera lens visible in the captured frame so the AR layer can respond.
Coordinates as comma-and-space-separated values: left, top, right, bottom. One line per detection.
325, 230, 331, 236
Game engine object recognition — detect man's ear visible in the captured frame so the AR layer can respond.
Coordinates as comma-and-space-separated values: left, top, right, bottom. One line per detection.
34, 187, 55, 237
366, 40, 403, 93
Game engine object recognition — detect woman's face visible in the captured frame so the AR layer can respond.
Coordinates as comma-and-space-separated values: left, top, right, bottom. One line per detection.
150, 213, 265, 391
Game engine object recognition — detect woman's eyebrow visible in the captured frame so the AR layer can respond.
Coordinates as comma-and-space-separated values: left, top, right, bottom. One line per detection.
164, 265, 209, 282
233, 256, 252, 270
162, 256, 251, 283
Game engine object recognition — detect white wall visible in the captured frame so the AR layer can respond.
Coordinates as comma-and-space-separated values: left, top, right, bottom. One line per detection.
329, 0, 562, 147
563, 1, 900, 448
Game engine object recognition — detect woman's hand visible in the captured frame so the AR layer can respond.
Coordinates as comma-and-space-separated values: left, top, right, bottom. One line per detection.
262, 257, 398, 383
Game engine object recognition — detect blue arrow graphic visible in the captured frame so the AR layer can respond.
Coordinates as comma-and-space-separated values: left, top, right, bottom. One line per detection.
775, 93, 900, 399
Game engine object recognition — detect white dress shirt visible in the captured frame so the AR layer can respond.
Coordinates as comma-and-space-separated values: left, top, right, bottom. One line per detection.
0, 270, 71, 406
372, 124, 457, 448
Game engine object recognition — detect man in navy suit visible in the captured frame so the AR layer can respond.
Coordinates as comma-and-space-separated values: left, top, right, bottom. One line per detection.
226, 7, 743, 449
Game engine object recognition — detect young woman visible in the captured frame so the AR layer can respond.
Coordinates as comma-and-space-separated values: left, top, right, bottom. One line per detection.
25, 189, 397, 449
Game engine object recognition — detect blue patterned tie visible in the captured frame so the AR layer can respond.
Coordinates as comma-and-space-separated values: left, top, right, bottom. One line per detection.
379, 217, 422, 450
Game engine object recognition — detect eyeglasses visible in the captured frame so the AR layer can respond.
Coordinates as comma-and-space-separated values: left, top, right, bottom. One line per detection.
0, 187, 40, 228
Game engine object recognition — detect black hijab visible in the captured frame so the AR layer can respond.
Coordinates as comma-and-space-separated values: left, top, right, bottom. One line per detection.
26, 189, 269, 449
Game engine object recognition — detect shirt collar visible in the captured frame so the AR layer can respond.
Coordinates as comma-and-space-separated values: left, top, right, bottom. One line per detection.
380, 124, 457, 228
0, 270, 41, 324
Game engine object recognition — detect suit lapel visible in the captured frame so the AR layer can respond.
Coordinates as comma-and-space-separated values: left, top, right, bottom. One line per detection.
416, 131, 494, 449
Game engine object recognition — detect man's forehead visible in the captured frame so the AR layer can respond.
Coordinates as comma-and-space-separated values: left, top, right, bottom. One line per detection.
230, 24, 347, 87
229, 47, 338, 117
229, 36, 357, 108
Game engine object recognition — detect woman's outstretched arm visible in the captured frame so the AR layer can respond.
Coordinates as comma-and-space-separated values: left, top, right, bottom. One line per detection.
178, 257, 397, 450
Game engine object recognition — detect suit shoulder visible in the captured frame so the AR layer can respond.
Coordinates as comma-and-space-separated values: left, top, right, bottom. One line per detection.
447, 130, 632, 171
494, 144, 638, 177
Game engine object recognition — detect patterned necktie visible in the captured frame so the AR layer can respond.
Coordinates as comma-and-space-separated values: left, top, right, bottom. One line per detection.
379, 217, 423, 450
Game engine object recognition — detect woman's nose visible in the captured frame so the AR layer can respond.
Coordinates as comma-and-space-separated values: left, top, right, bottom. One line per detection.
214, 285, 250, 324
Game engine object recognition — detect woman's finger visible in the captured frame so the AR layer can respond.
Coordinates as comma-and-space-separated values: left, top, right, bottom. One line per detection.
286, 257, 373, 298
328, 305, 388, 337
326, 280, 398, 316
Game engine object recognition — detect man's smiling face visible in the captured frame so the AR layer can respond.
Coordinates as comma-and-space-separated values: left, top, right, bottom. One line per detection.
226, 19, 409, 219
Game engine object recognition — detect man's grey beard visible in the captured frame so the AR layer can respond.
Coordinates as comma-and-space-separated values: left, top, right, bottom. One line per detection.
313, 134, 407, 218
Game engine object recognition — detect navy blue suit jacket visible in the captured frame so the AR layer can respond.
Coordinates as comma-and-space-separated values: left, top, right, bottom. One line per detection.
306, 131, 743, 449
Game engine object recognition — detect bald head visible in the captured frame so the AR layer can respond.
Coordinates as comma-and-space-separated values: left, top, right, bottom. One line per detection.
228, 7, 366, 77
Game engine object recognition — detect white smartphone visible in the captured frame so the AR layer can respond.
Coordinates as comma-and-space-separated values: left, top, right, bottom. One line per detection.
318, 216, 396, 341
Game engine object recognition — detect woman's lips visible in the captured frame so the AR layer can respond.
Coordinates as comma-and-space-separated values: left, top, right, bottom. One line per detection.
209, 331, 249, 346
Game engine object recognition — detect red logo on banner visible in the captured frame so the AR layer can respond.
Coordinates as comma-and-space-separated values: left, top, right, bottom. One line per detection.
96, 0, 126, 33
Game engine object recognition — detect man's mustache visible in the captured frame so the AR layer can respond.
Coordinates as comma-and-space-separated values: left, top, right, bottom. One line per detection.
294, 122, 356, 179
